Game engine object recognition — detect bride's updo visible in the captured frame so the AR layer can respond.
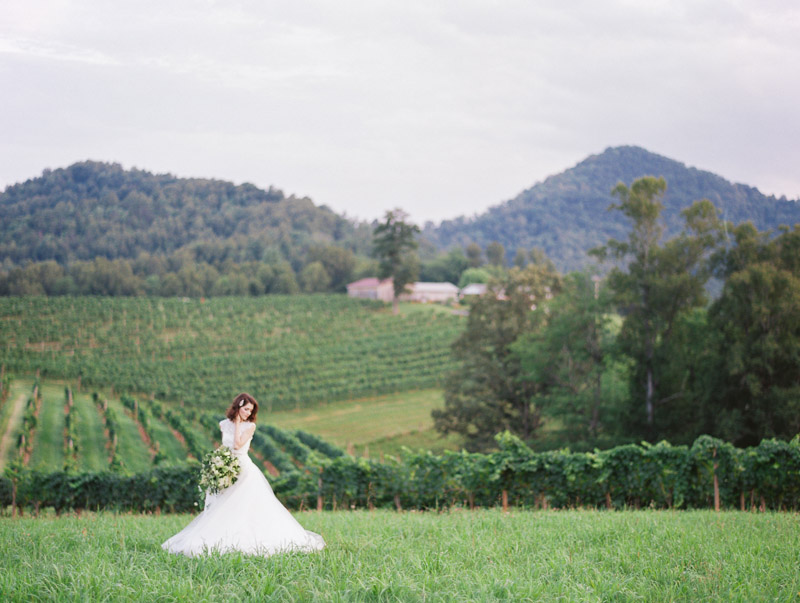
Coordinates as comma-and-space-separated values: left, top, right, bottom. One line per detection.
226, 392, 259, 422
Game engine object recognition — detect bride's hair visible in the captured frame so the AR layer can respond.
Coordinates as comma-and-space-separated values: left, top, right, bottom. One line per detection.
226, 392, 259, 422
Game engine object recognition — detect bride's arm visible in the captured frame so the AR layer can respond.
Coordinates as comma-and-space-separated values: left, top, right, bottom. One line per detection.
233, 420, 255, 449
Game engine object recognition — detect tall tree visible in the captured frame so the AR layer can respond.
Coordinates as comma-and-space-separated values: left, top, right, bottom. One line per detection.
704, 224, 800, 444
433, 261, 562, 451
372, 209, 420, 314
591, 177, 721, 437
512, 272, 625, 447
465, 242, 483, 268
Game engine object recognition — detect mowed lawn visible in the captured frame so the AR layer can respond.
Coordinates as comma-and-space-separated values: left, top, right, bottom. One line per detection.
267, 389, 464, 457
0, 510, 798, 601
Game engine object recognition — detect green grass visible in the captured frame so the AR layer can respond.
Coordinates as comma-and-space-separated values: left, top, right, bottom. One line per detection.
146, 411, 189, 464
0, 510, 798, 601
361, 429, 465, 459
28, 384, 66, 471
72, 390, 110, 472
268, 389, 464, 458
105, 396, 152, 473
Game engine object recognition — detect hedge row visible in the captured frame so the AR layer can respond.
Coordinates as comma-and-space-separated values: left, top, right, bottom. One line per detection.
2, 434, 799, 514
1, 466, 200, 514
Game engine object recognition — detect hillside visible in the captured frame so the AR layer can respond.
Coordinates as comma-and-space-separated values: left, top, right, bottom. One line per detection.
0, 296, 463, 412
0, 161, 372, 268
0, 379, 347, 477
425, 146, 800, 272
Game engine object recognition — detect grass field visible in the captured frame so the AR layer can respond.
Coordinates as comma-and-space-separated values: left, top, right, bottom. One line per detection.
0, 510, 797, 601
267, 389, 463, 458
28, 384, 66, 470
71, 389, 111, 472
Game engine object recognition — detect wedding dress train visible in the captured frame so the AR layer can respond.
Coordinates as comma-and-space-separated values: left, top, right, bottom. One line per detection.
162, 418, 325, 557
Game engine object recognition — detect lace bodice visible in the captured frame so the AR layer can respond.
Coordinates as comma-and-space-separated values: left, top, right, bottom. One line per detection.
219, 419, 255, 456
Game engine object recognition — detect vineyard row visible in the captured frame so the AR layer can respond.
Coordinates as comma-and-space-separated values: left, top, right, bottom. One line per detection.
3, 433, 799, 515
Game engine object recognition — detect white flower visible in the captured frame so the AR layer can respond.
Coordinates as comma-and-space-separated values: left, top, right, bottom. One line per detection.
200, 446, 242, 495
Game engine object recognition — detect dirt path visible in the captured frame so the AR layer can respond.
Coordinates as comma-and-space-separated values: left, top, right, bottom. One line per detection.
0, 392, 27, 470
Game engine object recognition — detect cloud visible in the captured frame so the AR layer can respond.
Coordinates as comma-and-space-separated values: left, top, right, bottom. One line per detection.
1, 0, 799, 221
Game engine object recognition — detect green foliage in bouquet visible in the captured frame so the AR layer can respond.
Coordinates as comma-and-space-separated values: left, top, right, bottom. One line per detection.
199, 447, 240, 495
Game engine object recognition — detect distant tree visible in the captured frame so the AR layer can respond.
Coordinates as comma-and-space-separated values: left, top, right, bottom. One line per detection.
433, 261, 562, 451
212, 273, 249, 296
486, 241, 505, 267
420, 248, 469, 284
372, 209, 420, 314
465, 242, 483, 268
71, 258, 143, 296
271, 262, 300, 294
307, 245, 355, 292
457, 267, 491, 289
513, 248, 527, 269
300, 261, 332, 293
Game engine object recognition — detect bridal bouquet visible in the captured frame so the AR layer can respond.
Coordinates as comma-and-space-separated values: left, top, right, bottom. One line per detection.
199, 446, 241, 495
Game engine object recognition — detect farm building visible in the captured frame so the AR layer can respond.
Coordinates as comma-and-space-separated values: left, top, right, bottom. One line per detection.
347, 279, 460, 304
400, 282, 459, 303
459, 283, 487, 299
345, 277, 394, 302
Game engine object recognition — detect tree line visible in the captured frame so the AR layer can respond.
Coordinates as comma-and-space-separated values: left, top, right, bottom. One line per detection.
0, 229, 518, 297
0, 162, 515, 297
433, 177, 800, 450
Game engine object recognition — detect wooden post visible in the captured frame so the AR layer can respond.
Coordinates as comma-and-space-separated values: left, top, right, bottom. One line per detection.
605, 492, 612, 510
317, 469, 323, 511
740, 491, 745, 511
394, 494, 402, 512
502, 489, 509, 513
712, 447, 720, 512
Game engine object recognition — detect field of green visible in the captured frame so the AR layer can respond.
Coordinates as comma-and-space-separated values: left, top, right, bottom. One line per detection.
1, 510, 797, 601
268, 389, 463, 458
1, 377, 463, 473
0, 378, 351, 475
0, 296, 464, 413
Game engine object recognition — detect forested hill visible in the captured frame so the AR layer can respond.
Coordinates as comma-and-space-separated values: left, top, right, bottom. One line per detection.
425, 146, 800, 272
0, 161, 372, 267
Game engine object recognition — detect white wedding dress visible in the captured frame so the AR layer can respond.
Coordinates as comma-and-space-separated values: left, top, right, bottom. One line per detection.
162, 418, 325, 557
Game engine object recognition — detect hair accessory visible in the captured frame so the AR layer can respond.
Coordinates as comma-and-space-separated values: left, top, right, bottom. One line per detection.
239, 399, 245, 407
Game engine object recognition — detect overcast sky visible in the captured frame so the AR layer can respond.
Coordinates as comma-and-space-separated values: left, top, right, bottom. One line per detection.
2, 1, 798, 224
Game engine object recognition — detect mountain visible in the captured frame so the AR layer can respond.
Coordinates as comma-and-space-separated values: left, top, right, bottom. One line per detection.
424, 146, 800, 272
0, 161, 371, 268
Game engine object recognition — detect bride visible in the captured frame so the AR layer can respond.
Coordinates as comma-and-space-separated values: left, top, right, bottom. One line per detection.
162, 393, 325, 557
